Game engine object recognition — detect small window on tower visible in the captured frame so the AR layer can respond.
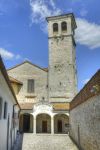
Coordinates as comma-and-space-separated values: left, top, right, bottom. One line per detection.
53, 23, 58, 33
61, 22, 67, 32
27, 79, 35, 93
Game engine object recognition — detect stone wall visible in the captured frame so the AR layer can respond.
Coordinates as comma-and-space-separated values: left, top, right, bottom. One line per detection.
8, 62, 48, 103
47, 14, 77, 103
70, 70, 100, 150
70, 94, 100, 150
0, 71, 19, 150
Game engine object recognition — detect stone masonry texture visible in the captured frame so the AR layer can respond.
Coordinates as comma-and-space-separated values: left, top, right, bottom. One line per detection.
22, 134, 79, 150
8, 62, 48, 103
70, 94, 100, 150
48, 15, 77, 103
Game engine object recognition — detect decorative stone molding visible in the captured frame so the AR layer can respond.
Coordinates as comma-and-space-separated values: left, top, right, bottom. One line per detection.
33, 102, 53, 117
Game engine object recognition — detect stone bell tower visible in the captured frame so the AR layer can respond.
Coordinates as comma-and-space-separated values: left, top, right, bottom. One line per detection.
46, 13, 77, 103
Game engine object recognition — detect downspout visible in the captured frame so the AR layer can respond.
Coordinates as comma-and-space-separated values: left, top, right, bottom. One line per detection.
12, 104, 21, 146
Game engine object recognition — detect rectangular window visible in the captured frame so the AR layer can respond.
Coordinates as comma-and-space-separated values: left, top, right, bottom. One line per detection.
0, 97, 3, 119
27, 79, 35, 93
4, 102, 8, 119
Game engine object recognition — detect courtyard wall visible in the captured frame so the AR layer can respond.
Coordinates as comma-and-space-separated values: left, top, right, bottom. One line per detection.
70, 70, 100, 150
0, 56, 20, 150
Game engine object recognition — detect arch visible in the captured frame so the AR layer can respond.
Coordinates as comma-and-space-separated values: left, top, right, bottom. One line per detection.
61, 22, 67, 31
53, 23, 58, 32
33, 103, 53, 117
19, 113, 33, 133
36, 113, 51, 133
54, 114, 69, 134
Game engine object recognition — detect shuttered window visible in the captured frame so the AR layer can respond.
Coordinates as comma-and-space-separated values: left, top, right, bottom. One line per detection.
27, 79, 35, 93
0, 97, 3, 119
4, 102, 8, 119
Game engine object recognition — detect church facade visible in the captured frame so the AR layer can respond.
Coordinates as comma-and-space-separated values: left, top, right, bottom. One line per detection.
8, 13, 77, 134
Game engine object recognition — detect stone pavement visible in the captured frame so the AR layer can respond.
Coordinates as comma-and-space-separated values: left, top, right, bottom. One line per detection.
22, 134, 79, 150
12, 133, 23, 150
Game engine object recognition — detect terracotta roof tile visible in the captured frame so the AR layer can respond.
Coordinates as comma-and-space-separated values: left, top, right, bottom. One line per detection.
71, 69, 100, 110
20, 103, 34, 110
0, 56, 20, 109
8, 61, 48, 72
43, 68, 48, 72
9, 76, 23, 85
52, 103, 70, 110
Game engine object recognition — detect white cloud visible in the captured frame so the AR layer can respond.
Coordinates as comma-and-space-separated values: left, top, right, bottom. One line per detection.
0, 48, 14, 59
30, 0, 61, 30
24, 57, 31, 61
29, 0, 100, 49
83, 78, 90, 85
75, 18, 100, 49
80, 9, 88, 17
0, 48, 21, 60
30, 0, 61, 22
16, 54, 21, 60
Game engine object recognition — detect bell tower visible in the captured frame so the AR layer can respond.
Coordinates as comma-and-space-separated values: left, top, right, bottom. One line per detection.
46, 13, 77, 103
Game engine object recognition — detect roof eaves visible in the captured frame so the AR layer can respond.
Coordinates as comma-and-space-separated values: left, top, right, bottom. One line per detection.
0, 55, 21, 109
7, 60, 48, 73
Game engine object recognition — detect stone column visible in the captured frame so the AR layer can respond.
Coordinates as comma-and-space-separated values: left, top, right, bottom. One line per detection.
51, 116, 54, 134
34, 116, 36, 134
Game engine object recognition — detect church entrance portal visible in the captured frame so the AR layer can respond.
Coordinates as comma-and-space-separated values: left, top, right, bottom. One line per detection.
54, 114, 69, 134
57, 120, 62, 133
36, 114, 51, 133
42, 121, 47, 133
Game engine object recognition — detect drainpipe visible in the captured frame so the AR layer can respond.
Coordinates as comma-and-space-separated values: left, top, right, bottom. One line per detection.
13, 104, 21, 142
13, 104, 17, 145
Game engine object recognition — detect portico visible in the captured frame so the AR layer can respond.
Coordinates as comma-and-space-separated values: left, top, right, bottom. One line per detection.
31, 102, 69, 134
19, 102, 69, 134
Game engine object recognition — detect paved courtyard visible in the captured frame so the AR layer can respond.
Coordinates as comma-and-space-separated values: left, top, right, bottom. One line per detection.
12, 133, 23, 150
22, 134, 79, 150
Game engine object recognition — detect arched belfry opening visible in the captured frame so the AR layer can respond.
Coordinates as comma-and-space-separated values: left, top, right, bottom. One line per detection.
53, 23, 58, 33
61, 21, 67, 31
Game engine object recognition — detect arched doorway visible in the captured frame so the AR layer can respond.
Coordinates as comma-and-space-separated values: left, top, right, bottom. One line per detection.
54, 114, 69, 134
36, 114, 51, 133
19, 113, 33, 133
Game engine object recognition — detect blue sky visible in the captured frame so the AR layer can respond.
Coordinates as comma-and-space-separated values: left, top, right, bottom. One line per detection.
0, 0, 100, 90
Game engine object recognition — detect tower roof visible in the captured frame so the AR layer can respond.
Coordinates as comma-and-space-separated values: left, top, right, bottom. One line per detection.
46, 13, 77, 29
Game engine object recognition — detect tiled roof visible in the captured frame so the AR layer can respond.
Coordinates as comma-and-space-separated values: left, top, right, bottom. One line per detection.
19, 102, 70, 110
8, 61, 48, 72
9, 76, 23, 85
0, 56, 20, 109
43, 68, 48, 72
20, 103, 34, 110
52, 103, 70, 111
70, 70, 100, 110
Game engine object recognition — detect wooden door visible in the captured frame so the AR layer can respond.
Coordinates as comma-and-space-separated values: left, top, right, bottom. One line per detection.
42, 121, 47, 133
57, 120, 62, 133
